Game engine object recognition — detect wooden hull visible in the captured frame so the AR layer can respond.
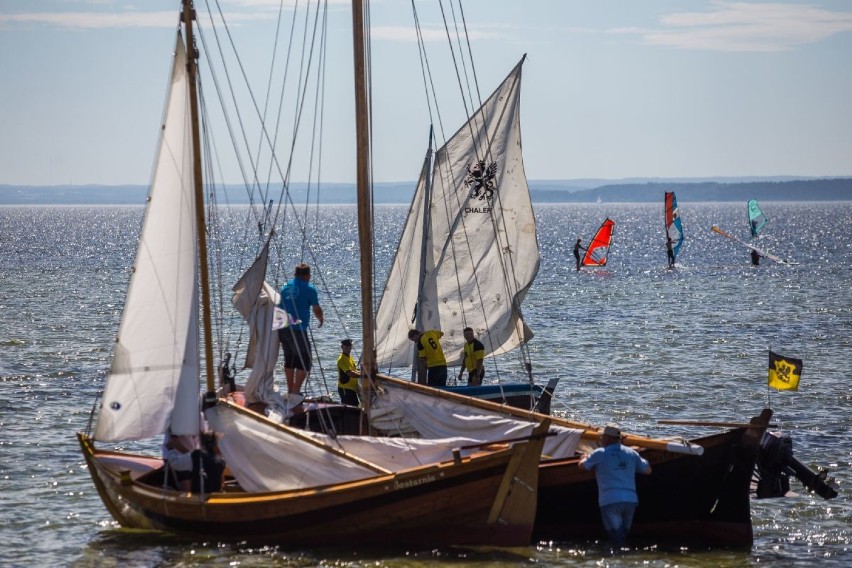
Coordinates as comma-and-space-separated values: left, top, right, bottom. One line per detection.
374, 375, 770, 547
78, 426, 545, 547
535, 416, 767, 547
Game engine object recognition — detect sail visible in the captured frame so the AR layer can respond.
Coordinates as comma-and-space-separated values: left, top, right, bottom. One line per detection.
665, 192, 684, 260
94, 34, 200, 442
375, 57, 539, 369
582, 218, 615, 266
747, 199, 768, 237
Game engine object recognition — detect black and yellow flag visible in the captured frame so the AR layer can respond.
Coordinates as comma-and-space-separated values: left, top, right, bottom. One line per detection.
768, 350, 803, 391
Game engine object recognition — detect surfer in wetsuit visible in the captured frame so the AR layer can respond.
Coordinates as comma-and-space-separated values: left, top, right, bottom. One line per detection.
666, 236, 675, 268
573, 238, 585, 271
751, 249, 761, 266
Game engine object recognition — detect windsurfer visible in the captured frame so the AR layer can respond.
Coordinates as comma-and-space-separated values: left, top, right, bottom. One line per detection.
573, 238, 585, 271
751, 249, 761, 266
579, 424, 652, 547
408, 329, 448, 387
666, 236, 675, 268
457, 327, 485, 386
278, 263, 324, 395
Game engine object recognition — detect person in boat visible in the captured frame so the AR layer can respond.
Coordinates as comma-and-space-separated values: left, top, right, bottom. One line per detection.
162, 431, 198, 491
277, 263, 324, 395
573, 238, 585, 271
337, 338, 361, 406
579, 424, 652, 547
666, 236, 675, 268
408, 328, 448, 387
190, 431, 226, 494
750, 249, 761, 266
457, 327, 485, 386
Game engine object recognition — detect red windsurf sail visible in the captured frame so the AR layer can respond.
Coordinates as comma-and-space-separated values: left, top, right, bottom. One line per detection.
582, 218, 615, 266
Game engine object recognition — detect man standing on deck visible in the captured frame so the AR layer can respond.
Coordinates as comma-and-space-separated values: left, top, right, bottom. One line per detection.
579, 424, 652, 547
457, 327, 485, 386
278, 263, 324, 395
408, 329, 448, 387
336, 339, 361, 406
573, 238, 585, 271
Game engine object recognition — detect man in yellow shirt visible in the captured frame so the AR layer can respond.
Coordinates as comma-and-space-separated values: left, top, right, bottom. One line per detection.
457, 327, 485, 386
407, 329, 447, 387
336, 339, 360, 406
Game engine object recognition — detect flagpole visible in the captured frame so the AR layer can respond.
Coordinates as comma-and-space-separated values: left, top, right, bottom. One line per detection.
766, 346, 772, 409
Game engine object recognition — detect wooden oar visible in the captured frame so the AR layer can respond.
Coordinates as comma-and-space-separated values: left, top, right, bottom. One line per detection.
659, 419, 777, 428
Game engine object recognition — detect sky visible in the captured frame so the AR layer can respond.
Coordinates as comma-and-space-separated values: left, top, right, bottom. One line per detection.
1, 0, 851, 186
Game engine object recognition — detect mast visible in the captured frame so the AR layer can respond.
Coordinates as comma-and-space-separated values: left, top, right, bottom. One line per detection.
412, 126, 433, 381
182, 0, 217, 396
352, 0, 376, 394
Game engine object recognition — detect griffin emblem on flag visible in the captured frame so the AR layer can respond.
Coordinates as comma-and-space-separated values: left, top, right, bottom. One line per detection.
768, 350, 803, 391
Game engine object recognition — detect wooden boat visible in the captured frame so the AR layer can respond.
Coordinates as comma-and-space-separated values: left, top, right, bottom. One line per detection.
77, 0, 548, 547
370, 375, 779, 546
78, 418, 549, 546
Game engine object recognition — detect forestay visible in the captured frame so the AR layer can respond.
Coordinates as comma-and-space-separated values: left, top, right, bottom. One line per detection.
95, 36, 200, 442
375, 57, 539, 370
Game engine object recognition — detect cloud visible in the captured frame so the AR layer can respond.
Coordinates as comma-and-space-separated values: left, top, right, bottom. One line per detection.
372, 24, 503, 43
0, 1, 316, 31
624, 1, 852, 52
0, 11, 178, 30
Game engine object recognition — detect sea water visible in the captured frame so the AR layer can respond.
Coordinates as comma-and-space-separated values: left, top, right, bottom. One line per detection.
0, 202, 849, 566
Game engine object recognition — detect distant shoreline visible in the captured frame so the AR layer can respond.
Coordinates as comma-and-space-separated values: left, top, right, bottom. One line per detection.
1, 177, 850, 205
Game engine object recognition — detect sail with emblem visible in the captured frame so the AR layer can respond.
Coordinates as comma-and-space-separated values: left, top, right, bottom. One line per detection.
747, 199, 768, 237
375, 56, 539, 370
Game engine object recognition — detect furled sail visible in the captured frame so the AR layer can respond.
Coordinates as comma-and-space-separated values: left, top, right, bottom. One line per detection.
665, 192, 684, 260
94, 35, 200, 442
375, 57, 539, 369
581, 218, 615, 267
747, 199, 768, 237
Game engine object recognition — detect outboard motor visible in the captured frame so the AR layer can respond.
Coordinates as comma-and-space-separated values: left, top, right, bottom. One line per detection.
756, 431, 838, 499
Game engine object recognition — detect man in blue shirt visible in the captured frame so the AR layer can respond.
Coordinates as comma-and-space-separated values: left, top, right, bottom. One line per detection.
277, 263, 324, 395
579, 424, 652, 546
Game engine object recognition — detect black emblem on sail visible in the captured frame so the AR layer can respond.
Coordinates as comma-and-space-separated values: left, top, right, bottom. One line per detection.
464, 160, 498, 201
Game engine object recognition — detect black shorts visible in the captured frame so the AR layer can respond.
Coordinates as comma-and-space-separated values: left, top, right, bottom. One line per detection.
278, 328, 312, 371
427, 365, 448, 387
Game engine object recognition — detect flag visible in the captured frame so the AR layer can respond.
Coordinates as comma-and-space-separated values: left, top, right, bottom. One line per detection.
768, 350, 803, 391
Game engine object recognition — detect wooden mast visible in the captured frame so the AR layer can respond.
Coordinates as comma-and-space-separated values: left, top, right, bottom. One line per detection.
182, 0, 217, 396
352, 0, 376, 402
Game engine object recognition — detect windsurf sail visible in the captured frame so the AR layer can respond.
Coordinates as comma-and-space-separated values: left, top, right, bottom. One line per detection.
582, 218, 615, 267
664, 192, 684, 261
747, 199, 768, 237
711, 225, 797, 266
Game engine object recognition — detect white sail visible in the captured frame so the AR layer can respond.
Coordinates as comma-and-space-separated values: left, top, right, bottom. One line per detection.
95, 35, 200, 442
375, 58, 539, 369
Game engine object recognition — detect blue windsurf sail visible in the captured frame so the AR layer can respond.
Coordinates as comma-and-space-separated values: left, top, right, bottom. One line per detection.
747, 199, 768, 237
